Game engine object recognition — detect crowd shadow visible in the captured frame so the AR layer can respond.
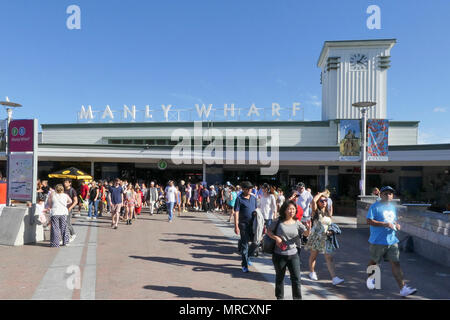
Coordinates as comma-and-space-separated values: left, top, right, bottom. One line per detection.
159, 238, 237, 255
190, 253, 240, 261
163, 233, 233, 241
142, 285, 250, 299
129, 255, 264, 282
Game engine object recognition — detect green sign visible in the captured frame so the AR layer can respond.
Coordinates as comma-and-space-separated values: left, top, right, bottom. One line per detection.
157, 159, 168, 170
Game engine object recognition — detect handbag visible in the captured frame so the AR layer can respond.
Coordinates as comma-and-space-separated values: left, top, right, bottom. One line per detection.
261, 219, 282, 254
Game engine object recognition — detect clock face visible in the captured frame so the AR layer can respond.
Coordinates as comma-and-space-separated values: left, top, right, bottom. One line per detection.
350, 53, 368, 71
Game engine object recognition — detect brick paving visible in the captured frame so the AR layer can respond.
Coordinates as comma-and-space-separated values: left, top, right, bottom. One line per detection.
0, 208, 449, 300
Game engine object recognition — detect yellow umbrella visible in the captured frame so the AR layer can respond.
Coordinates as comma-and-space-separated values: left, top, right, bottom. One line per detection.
48, 167, 93, 181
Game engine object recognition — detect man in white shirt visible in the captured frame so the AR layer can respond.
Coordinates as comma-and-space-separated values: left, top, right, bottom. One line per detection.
258, 183, 277, 227
295, 182, 313, 227
165, 180, 177, 222
147, 181, 158, 215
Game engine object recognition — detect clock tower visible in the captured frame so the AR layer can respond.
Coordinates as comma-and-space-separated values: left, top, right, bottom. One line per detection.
317, 39, 396, 120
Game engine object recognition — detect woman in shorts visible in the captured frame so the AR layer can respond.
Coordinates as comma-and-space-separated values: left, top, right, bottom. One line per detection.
305, 192, 344, 286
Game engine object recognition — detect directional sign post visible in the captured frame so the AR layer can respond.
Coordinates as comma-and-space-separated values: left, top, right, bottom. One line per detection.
7, 119, 38, 204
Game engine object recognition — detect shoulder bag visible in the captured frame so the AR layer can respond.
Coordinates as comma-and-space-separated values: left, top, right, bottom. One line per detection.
262, 219, 282, 254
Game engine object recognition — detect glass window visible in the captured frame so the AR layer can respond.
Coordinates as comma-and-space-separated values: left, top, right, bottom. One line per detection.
123, 140, 132, 144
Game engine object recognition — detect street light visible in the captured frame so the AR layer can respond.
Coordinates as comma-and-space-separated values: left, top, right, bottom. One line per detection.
0, 96, 23, 122
352, 101, 376, 196
0, 97, 22, 206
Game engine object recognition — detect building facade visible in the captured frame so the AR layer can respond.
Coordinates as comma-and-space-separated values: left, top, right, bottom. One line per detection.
4, 38, 448, 213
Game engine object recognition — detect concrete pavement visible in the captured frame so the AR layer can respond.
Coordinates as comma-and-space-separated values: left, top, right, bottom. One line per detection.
0, 208, 449, 300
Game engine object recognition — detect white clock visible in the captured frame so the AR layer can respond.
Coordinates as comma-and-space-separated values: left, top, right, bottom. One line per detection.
350, 53, 368, 71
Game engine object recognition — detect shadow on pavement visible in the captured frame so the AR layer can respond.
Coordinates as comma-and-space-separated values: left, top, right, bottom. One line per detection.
159, 238, 237, 255
142, 285, 250, 299
143, 286, 250, 300
191, 253, 241, 261
164, 233, 234, 241
129, 255, 266, 282
24, 241, 52, 248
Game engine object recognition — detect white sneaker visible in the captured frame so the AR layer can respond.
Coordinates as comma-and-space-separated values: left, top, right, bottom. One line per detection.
86, 217, 91, 220
309, 272, 318, 281
69, 234, 76, 243
400, 285, 417, 297
93, 217, 97, 220
332, 276, 344, 286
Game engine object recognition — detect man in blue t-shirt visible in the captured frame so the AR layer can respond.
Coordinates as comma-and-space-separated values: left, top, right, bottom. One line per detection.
234, 181, 258, 273
202, 187, 210, 213
108, 178, 123, 229
366, 186, 417, 297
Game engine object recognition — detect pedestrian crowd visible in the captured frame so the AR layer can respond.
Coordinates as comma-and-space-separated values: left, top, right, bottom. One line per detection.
34, 177, 417, 300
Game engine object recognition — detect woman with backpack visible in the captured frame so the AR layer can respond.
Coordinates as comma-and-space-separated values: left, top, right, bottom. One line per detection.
266, 200, 310, 300
227, 186, 237, 223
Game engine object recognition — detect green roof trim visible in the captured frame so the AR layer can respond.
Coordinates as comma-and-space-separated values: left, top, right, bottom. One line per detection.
389, 121, 419, 127
41, 121, 332, 129
390, 144, 450, 151
38, 143, 450, 151
41, 120, 419, 130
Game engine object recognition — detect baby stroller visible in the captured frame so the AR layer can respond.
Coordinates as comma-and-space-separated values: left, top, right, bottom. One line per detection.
156, 196, 167, 214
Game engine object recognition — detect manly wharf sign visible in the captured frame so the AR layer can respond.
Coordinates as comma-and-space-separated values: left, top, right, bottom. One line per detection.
76, 103, 287, 175
77, 102, 304, 122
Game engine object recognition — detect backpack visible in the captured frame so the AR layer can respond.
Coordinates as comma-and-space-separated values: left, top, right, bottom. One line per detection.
224, 188, 231, 201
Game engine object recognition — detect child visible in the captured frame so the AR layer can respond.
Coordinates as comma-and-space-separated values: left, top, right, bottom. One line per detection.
176, 186, 182, 216
38, 193, 50, 229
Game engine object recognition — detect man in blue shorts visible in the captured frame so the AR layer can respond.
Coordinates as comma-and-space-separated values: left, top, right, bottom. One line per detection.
366, 186, 417, 297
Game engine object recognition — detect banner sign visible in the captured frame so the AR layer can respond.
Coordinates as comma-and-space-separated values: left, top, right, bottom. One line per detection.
9, 119, 35, 152
7, 119, 38, 203
339, 120, 361, 161
8, 153, 34, 201
367, 120, 389, 161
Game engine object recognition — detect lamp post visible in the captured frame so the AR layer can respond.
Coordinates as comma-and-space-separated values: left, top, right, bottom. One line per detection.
0, 97, 23, 206
352, 101, 376, 196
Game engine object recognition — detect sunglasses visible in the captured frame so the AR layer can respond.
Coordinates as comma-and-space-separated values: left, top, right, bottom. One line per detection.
319, 199, 327, 203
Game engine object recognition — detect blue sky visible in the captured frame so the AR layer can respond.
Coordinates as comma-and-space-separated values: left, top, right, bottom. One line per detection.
0, 0, 449, 143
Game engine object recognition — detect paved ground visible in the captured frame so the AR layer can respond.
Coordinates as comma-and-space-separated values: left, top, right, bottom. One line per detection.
0, 208, 449, 300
